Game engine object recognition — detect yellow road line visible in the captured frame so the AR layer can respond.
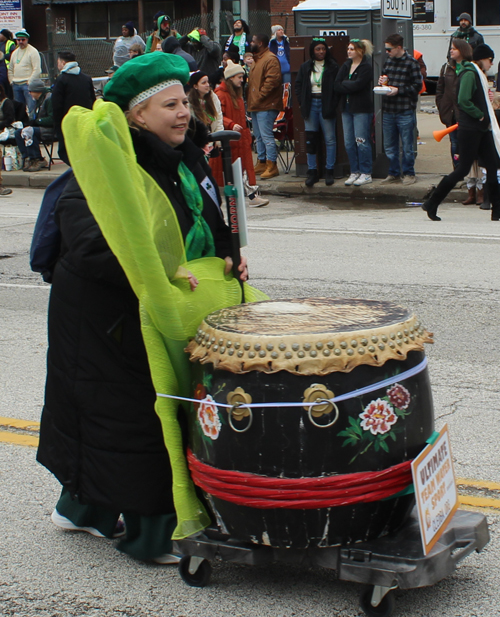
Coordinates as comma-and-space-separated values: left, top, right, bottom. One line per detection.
459, 495, 500, 510
0, 416, 40, 432
456, 477, 500, 491
0, 430, 39, 447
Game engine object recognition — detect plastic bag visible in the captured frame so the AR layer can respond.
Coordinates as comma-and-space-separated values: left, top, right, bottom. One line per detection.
4, 145, 23, 170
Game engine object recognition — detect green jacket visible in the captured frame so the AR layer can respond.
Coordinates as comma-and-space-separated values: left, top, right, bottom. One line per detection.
456, 61, 484, 121
145, 16, 181, 52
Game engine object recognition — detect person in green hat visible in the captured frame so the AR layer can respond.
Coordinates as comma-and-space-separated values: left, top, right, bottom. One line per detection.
145, 14, 181, 53
8, 29, 41, 113
179, 27, 221, 76
37, 52, 250, 564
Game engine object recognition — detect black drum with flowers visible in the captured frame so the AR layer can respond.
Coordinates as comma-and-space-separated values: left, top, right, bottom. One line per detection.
186, 298, 435, 549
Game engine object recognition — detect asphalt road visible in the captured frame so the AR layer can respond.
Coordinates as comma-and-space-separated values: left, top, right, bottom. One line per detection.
1, 188, 498, 617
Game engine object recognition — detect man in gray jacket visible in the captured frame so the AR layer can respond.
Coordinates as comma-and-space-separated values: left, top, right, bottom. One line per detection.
179, 28, 221, 75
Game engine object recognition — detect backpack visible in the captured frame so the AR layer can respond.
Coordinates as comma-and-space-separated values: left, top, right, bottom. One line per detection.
30, 169, 73, 282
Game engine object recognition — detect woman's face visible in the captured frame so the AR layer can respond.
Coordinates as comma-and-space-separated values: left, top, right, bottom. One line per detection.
314, 44, 327, 61
133, 84, 190, 148
347, 44, 362, 61
450, 45, 463, 63
230, 73, 244, 88
194, 76, 211, 96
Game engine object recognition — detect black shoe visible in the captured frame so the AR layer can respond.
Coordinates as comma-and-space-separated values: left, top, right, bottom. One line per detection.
325, 169, 334, 186
305, 168, 319, 187
422, 200, 441, 221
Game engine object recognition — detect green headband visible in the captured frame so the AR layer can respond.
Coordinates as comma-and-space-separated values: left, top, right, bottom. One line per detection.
312, 37, 326, 43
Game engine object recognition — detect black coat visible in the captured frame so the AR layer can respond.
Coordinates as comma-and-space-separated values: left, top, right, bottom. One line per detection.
334, 56, 373, 113
294, 58, 339, 119
51, 71, 96, 135
37, 129, 232, 515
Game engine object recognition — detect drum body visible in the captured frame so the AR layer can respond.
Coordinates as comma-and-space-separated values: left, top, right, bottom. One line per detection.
186, 298, 435, 549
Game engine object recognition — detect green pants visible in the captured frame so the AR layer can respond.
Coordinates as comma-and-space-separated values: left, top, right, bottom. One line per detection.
56, 488, 177, 561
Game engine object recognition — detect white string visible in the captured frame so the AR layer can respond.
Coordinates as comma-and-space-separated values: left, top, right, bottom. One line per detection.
156, 357, 428, 409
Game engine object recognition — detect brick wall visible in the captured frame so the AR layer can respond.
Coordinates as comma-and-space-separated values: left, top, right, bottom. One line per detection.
270, 0, 298, 35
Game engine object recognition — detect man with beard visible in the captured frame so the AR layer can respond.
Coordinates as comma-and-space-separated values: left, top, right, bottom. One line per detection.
145, 15, 180, 53
448, 12, 484, 54
224, 19, 250, 60
247, 34, 282, 179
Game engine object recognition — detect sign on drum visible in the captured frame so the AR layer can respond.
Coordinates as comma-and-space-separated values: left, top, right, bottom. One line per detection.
383, 0, 412, 20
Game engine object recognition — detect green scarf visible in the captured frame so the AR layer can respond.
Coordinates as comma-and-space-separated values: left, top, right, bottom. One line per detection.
177, 161, 216, 260
62, 100, 268, 539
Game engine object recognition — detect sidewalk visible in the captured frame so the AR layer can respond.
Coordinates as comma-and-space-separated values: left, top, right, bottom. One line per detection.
0, 107, 467, 202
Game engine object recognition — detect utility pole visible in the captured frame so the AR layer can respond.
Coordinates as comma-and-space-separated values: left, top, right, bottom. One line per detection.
45, 0, 55, 84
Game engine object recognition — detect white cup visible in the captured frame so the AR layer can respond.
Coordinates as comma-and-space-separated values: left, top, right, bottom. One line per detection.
4, 156, 12, 171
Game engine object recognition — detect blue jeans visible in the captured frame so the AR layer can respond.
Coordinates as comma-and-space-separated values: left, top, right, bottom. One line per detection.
342, 104, 373, 175
15, 127, 42, 160
382, 110, 416, 177
13, 82, 35, 114
304, 97, 336, 170
251, 110, 279, 162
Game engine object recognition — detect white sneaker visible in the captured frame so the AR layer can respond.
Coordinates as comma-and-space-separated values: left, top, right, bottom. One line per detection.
353, 174, 373, 186
51, 509, 126, 538
345, 173, 360, 186
153, 553, 182, 565
248, 196, 269, 208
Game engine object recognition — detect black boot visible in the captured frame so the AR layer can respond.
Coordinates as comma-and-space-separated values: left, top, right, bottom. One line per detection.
305, 168, 319, 187
422, 200, 441, 221
325, 169, 334, 186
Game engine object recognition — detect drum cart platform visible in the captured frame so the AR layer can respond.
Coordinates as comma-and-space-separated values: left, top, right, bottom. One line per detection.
174, 508, 489, 617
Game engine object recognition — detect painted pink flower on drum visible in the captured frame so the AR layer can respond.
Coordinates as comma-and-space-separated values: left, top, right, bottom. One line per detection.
387, 383, 411, 410
198, 395, 222, 440
359, 399, 398, 435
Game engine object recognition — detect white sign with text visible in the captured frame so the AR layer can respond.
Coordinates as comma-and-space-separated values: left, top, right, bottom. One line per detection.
382, 0, 412, 20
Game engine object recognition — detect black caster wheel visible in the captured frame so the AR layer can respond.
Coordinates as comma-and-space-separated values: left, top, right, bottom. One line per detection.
178, 556, 212, 587
359, 587, 395, 617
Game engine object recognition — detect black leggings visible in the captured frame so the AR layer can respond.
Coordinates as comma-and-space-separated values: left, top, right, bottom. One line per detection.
430, 127, 500, 218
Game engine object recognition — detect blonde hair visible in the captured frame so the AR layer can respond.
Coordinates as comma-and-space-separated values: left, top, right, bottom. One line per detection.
350, 38, 374, 57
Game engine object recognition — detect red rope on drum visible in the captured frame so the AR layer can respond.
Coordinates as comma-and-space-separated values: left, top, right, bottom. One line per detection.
186, 448, 413, 509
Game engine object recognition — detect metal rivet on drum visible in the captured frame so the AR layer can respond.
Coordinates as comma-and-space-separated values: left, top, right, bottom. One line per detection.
248, 351, 256, 358
368, 345, 375, 353
381, 335, 388, 342
219, 338, 224, 346
254, 343, 261, 351
228, 349, 234, 356
206, 341, 212, 348
271, 351, 278, 359
267, 343, 274, 351
323, 349, 331, 356
285, 351, 292, 359
204, 333, 210, 341
211, 337, 216, 344
404, 329, 409, 336
351, 340, 358, 348
389, 342, 395, 349
371, 336, 378, 343
347, 349, 354, 356
327, 341, 334, 349
390, 333, 396, 340
397, 332, 403, 339
220, 347, 225, 354
237, 350, 244, 357
403, 337, 408, 344
410, 334, 415, 340
409, 326, 414, 333
226, 340, 232, 347
360, 338, 368, 346
201, 340, 206, 346
358, 347, 365, 354
304, 343, 311, 350
397, 339, 403, 346
279, 343, 287, 351
259, 350, 266, 358
415, 321, 420, 328
213, 345, 218, 352
234, 342, 240, 349
316, 342, 323, 350
340, 341, 348, 349
298, 351, 305, 358
310, 350, 317, 357
292, 343, 299, 351
244, 343, 250, 350
378, 343, 385, 350
334, 348, 341, 356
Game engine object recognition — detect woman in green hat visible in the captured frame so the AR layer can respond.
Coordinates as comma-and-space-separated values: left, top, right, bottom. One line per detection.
37, 53, 255, 564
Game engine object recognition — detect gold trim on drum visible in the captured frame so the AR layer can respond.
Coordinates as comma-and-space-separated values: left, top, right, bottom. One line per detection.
187, 314, 433, 375
303, 384, 335, 417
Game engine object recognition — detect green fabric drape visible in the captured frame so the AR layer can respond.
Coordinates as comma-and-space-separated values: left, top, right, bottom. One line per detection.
62, 99, 267, 539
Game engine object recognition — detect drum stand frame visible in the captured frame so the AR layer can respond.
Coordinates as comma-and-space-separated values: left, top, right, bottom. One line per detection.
174, 508, 489, 617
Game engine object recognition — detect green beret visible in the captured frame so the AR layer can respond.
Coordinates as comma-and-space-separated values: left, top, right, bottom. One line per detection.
104, 53, 190, 110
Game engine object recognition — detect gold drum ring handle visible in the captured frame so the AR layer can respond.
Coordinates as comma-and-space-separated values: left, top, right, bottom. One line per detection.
228, 403, 253, 433
307, 399, 340, 428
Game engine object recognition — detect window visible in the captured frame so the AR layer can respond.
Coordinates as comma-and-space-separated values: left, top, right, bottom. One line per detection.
449, 0, 473, 27
144, 1, 175, 34
477, 2, 500, 26
109, 2, 139, 38
76, 2, 139, 39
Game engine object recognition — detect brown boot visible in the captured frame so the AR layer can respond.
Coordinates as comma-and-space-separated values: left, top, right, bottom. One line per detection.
254, 159, 267, 175
462, 186, 476, 205
476, 188, 484, 205
260, 160, 279, 179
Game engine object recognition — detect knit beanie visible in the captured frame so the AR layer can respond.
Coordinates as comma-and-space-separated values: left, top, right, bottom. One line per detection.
458, 12, 472, 23
271, 25, 284, 36
473, 43, 494, 62
28, 79, 46, 92
188, 71, 208, 88
15, 29, 29, 38
224, 60, 244, 79
123, 21, 135, 36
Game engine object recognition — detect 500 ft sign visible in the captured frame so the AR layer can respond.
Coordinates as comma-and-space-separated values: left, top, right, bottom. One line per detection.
383, 0, 412, 19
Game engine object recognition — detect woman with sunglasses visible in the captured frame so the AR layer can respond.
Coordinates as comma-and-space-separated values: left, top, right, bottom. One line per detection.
334, 38, 374, 186
295, 37, 339, 187
422, 42, 500, 221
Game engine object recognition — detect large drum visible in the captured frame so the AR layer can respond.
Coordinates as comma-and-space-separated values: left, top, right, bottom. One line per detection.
186, 298, 435, 549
